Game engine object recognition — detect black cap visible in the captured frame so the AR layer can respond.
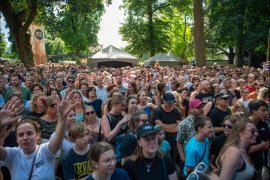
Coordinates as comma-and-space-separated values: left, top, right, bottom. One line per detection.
137, 124, 157, 139
214, 92, 229, 99
163, 92, 176, 104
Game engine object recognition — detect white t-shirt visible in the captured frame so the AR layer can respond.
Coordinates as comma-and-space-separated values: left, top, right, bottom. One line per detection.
2, 143, 56, 180
50, 131, 74, 156
95, 86, 108, 103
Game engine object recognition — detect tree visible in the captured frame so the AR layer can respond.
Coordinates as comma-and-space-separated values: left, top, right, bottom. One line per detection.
120, 0, 172, 58
0, 0, 108, 67
207, 0, 270, 66
193, 0, 206, 66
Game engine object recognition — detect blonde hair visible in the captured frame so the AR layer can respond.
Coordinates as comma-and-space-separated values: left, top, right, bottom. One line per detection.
231, 101, 245, 114
216, 117, 251, 168
68, 123, 88, 142
257, 87, 268, 100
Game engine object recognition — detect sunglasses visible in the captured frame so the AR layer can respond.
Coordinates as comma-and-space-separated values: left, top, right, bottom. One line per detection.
85, 111, 95, 115
68, 80, 75, 83
247, 128, 257, 135
140, 119, 149, 123
50, 103, 57, 108
221, 123, 233, 129
186, 162, 208, 180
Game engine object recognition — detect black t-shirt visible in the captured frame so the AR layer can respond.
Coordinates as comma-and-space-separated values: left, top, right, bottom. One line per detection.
210, 133, 227, 166
250, 120, 270, 170
195, 92, 214, 103
123, 155, 176, 180
153, 106, 181, 141
209, 107, 231, 136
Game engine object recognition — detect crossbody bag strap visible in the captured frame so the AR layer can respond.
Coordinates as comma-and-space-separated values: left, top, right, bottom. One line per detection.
28, 145, 40, 180
198, 142, 207, 163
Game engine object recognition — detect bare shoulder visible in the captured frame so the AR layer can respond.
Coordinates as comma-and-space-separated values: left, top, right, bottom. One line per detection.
223, 146, 242, 159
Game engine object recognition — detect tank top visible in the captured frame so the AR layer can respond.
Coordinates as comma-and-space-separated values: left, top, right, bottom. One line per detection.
233, 155, 254, 180
106, 113, 123, 132
143, 106, 151, 117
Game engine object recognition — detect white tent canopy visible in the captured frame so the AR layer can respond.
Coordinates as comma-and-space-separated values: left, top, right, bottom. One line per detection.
88, 45, 139, 68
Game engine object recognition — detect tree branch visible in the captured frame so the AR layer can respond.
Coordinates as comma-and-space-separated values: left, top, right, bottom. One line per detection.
21, 2, 38, 33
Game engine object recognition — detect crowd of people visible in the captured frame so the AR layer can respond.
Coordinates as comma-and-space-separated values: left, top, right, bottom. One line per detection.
0, 61, 269, 180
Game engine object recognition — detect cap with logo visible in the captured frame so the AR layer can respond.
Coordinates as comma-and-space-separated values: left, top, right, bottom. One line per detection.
137, 124, 158, 139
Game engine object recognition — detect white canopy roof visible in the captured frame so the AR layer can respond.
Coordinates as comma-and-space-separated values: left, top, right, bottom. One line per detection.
91, 45, 138, 60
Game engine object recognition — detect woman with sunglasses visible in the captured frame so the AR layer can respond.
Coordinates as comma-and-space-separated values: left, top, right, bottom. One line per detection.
216, 117, 257, 180
39, 96, 59, 143
84, 106, 104, 145
123, 124, 177, 180
209, 114, 239, 172
86, 87, 103, 118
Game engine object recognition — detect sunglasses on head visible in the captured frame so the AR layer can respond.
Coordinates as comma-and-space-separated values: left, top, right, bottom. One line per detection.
50, 103, 57, 108
221, 123, 233, 129
85, 111, 95, 115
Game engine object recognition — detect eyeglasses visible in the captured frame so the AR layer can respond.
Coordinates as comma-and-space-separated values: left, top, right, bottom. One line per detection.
68, 80, 75, 83
85, 111, 95, 115
186, 162, 208, 180
247, 128, 257, 135
50, 103, 57, 108
221, 123, 233, 129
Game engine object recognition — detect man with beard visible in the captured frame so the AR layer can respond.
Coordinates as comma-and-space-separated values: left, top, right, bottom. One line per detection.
195, 80, 214, 103
4, 74, 31, 102
220, 78, 236, 106
115, 75, 127, 96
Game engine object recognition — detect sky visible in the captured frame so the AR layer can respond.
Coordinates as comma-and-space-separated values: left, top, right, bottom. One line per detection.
98, 0, 127, 49
0, 0, 127, 49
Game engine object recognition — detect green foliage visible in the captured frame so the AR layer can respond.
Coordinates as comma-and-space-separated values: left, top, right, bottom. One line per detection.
0, 31, 7, 57
45, 35, 67, 55
120, 0, 172, 58
206, 0, 270, 60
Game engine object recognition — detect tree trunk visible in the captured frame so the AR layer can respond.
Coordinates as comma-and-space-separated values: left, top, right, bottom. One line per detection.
0, 0, 37, 67
193, 0, 206, 67
147, 1, 155, 56
228, 47, 235, 64
234, 1, 245, 67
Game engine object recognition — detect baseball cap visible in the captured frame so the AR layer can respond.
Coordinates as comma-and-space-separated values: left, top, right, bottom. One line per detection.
163, 92, 176, 104
189, 99, 204, 109
137, 124, 157, 139
214, 92, 229, 99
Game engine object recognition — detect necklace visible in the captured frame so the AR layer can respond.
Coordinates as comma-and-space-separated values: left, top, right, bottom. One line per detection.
144, 158, 155, 173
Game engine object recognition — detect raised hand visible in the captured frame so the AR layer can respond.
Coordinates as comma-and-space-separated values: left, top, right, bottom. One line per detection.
0, 101, 22, 128
57, 90, 79, 119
